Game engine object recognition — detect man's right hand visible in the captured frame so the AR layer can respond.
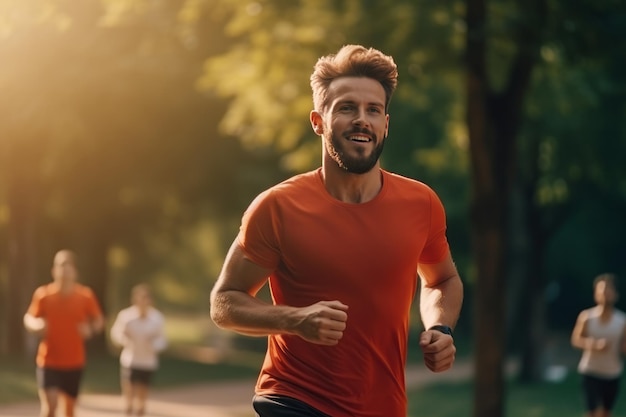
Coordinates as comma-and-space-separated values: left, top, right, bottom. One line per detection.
24, 314, 47, 336
293, 300, 349, 345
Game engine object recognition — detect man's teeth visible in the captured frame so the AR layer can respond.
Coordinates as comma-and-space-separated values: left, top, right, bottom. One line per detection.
349, 135, 370, 142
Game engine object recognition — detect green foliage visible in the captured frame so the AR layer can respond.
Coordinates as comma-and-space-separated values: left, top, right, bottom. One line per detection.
198, 0, 468, 174
517, 0, 626, 327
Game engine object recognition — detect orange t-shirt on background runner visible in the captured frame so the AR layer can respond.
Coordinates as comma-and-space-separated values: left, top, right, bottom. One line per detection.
27, 283, 103, 369
238, 168, 450, 417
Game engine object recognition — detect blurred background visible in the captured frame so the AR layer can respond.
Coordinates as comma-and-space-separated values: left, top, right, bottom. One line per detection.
1, 1, 626, 416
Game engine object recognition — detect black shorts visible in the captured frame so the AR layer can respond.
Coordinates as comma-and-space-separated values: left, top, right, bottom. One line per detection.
253, 395, 330, 417
121, 367, 154, 386
36, 367, 83, 398
582, 374, 621, 411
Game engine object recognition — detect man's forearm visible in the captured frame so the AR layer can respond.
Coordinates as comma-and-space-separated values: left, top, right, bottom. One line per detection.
420, 275, 463, 330
23, 313, 46, 334
92, 316, 105, 334
210, 290, 297, 337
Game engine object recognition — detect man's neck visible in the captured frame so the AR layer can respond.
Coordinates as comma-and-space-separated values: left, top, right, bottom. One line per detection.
321, 162, 383, 204
137, 305, 149, 318
598, 304, 615, 319
53, 281, 75, 294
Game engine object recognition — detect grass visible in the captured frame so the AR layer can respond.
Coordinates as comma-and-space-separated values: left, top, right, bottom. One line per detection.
408, 371, 626, 417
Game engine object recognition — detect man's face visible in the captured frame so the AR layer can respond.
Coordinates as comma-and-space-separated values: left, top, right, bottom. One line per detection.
316, 76, 389, 174
133, 288, 152, 309
51, 251, 78, 284
594, 280, 618, 306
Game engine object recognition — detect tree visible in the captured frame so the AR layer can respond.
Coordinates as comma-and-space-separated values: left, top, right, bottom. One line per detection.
0, 0, 241, 352
512, 0, 626, 381
465, 0, 546, 414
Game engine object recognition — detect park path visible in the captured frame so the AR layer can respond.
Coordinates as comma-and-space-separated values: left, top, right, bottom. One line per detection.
0, 361, 480, 417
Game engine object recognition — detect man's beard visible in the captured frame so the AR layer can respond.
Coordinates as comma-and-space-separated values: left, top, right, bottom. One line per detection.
325, 128, 385, 174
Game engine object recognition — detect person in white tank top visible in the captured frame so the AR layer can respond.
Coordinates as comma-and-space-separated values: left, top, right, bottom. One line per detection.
571, 273, 626, 417
111, 284, 167, 416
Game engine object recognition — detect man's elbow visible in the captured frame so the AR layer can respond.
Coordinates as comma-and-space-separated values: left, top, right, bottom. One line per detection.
209, 293, 231, 330
24, 314, 44, 333
93, 317, 105, 334
22, 314, 31, 330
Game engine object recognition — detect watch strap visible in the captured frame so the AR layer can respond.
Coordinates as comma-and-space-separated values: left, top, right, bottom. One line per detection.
429, 325, 453, 337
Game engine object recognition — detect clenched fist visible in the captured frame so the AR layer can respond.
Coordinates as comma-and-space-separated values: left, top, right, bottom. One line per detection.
419, 329, 456, 372
293, 300, 349, 345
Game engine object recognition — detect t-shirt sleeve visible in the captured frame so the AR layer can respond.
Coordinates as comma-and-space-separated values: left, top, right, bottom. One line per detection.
419, 187, 450, 264
26, 287, 45, 318
85, 288, 104, 319
152, 311, 168, 352
110, 311, 128, 347
236, 189, 282, 269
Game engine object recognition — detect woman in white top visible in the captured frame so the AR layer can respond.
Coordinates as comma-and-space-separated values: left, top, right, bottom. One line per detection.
571, 273, 626, 417
111, 284, 167, 416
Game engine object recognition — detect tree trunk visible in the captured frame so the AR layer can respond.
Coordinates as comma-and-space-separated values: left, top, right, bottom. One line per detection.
470, 203, 508, 417
5, 143, 42, 355
465, 0, 543, 413
466, 1, 507, 415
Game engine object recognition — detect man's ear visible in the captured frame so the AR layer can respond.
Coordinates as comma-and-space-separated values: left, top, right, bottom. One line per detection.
310, 111, 324, 135
384, 114, 389, 139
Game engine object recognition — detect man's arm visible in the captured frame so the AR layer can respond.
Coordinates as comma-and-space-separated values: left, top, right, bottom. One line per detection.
91, 314, 105, 334
24, 289, 46, 336
570, 310, 608, 352
152, 313, 168, 352
417, 252, 463, 372
418, 252, 463, 330
570, 311, 588, 350
79, 291, 105, 339
110, 312, 129, 347
78, 315, 104, 339
210, 239, 348, 345
24, 313, 46, 336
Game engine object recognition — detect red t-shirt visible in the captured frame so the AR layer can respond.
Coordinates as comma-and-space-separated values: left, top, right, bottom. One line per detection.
27, 283, 103, 369
238, 168, 449, 417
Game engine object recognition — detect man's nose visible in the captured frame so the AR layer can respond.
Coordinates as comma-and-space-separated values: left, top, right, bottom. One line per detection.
352, 109, 369, 127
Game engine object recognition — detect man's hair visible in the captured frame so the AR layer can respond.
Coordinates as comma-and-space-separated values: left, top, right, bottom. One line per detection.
54, 249, 78, 266
593, 273, 616, 289
132, 283, 151, 298
310, 44, 398, 112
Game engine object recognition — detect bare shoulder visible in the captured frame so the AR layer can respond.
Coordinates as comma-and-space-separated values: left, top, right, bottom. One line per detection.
33, 284, 51, 298
576, 308, 593, 323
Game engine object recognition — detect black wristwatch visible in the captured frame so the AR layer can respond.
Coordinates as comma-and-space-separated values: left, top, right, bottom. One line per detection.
429, 325, 453, 337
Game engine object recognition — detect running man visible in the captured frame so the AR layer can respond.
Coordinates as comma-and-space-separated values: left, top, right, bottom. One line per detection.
572, 273, 626, 417
24, 249, 104, 417
210, 44, 463, 417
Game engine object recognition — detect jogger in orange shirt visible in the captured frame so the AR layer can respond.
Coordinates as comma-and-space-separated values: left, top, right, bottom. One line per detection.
24, 249, 104, 417
210, 44, 464, 417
